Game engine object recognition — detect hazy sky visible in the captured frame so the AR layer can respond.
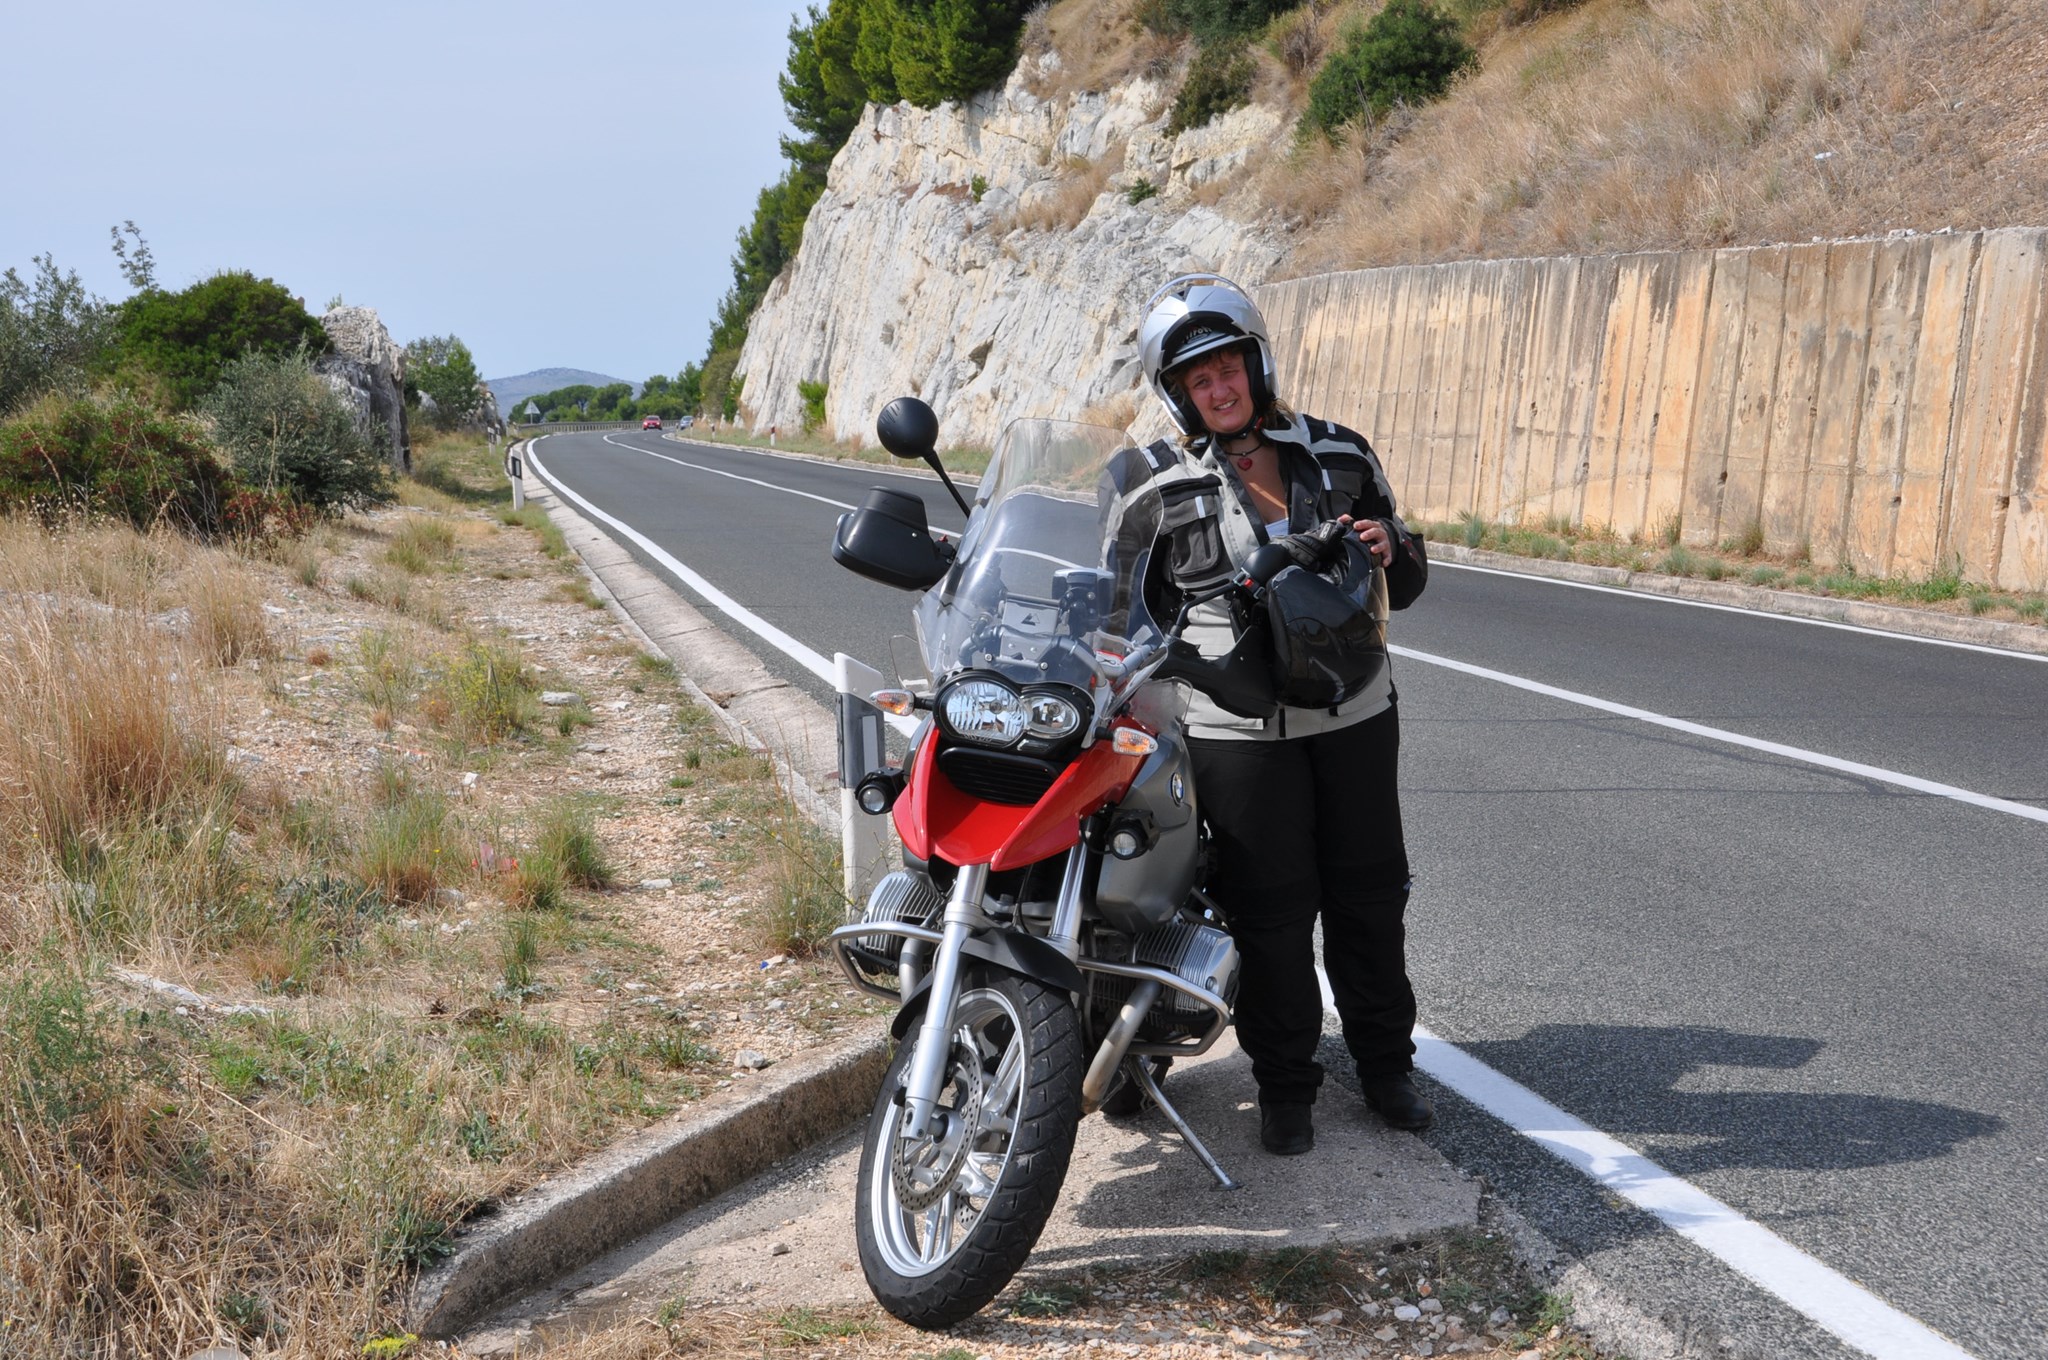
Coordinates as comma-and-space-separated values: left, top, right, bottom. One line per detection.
1, 0, 807, 384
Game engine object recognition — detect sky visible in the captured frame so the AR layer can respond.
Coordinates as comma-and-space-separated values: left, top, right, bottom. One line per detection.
1, 0, 808, 385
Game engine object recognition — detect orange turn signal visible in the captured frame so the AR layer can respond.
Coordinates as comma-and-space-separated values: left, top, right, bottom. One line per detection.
869, 689, 917, 717
1111, 727, 1158, 757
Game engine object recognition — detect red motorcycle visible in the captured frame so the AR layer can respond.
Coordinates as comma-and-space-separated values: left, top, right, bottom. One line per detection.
826, 399, 1298, 1329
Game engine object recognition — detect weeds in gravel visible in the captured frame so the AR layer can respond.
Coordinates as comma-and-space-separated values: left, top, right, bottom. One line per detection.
437, 639, 537, 743
183, 559, 277, 666
385, 515, 458, 574
353, 786, 449, 903
499, 504, 567, 558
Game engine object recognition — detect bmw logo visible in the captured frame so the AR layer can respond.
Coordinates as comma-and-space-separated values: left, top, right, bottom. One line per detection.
1169, 772, 1185, 806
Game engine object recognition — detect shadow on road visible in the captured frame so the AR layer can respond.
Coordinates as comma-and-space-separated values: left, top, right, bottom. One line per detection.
1448, 1023, 2003, 1174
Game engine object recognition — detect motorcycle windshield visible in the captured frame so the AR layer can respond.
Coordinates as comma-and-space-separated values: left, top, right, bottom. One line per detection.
916, 419, 1163, 690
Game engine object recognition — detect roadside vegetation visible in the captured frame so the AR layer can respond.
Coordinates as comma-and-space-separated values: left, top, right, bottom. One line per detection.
0, 279, 867, 1353
1426, 512, 2048, 628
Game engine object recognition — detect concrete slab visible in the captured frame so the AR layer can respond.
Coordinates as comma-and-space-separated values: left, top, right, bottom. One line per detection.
461, 1033, 1480, 1352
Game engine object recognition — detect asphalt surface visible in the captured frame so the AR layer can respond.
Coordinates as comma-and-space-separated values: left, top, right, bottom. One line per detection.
526, 428, 2048, 1360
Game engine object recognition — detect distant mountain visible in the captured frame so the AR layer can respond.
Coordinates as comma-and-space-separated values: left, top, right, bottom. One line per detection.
487, 367, 637, 418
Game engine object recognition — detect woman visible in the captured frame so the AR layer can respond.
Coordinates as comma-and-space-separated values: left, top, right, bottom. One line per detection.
1103, 274, 1432, 1155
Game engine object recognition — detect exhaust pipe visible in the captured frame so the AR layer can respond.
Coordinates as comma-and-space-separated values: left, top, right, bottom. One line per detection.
1079, 979, 1161, 1114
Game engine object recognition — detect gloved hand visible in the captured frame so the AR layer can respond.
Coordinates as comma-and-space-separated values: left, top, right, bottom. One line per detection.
1272, 518, 1348, 572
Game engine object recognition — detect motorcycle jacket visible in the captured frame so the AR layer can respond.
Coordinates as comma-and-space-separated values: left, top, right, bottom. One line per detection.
1101, 411, 1427, 742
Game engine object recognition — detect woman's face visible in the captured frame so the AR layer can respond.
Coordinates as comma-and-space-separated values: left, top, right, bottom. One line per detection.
1178, 346, 1253, 435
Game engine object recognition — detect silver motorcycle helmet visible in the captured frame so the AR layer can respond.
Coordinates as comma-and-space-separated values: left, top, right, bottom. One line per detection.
1138, 273, 1279, 437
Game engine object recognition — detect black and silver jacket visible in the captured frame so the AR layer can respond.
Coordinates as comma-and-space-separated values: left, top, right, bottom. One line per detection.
1101, 411, 1427, 741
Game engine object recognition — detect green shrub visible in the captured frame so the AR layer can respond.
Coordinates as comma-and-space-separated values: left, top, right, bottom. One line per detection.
200, 346, 393, 512
970, 173, 989, 202
1303, 0, 1477, 140
1125, 178, 1161, 205
0, 390, 243, 534
1169, 40, 1258, 135
1, 253, 117, 415
108, 271, 329, 411
1143, 0, 1308, 45
872, 0, 1036, 109
797, 378, 829, 434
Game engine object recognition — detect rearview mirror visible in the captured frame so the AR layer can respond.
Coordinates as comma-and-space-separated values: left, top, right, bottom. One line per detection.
876, 397, 939, 461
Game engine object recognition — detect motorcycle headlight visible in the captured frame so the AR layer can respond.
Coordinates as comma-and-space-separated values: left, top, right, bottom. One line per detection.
939, 677, 1026, 747
1022, 690, 1081, 741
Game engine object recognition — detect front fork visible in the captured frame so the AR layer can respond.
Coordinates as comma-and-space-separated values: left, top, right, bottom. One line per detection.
898, 862, 989, 1139
897, 839, 1089, 1140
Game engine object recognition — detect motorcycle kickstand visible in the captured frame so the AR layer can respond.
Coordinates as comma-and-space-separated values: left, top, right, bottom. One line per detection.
1132, 1058, 1241, 1192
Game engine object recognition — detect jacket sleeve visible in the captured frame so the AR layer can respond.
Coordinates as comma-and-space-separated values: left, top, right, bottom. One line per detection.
1328, 422, 1428, 610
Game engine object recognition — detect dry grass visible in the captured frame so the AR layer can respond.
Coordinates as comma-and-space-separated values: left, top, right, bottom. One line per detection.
1263, 0, 2047, 270
1022, 0, 1184, 100
183, 556, 279, 666
0, 498, 821, 1354
1005, 144, 1125, 232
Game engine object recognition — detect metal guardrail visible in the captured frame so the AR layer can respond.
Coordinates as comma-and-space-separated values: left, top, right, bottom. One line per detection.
508, 421, 650, 434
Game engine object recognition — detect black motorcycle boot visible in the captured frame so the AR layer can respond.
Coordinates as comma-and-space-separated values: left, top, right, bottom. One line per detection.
1361, 1072, 1434, 1131
1259, 1102, 1315, 1155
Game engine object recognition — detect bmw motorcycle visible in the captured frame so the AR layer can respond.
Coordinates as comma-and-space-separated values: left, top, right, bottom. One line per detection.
826, 398, 1296, 1330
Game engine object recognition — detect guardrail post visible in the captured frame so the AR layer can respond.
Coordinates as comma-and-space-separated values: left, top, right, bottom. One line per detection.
834, 652, 893, 904
502, 435, 525, 510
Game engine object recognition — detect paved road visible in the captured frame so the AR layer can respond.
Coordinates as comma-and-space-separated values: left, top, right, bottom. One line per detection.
526, 428, 2048, 1360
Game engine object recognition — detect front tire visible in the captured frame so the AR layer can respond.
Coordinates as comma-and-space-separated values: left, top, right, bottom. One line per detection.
855, 964, 1083, 1330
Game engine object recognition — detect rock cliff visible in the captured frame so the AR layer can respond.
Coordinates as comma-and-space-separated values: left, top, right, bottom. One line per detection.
318, 305, 411, 472
735, 63, 1287, 450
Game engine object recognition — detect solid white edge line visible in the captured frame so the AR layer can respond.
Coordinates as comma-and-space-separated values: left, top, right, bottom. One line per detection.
523, 437, 919, 736
1434, 559, 2048, 663
1314, 967, 1976, 1360
1389, 644, 2048, 826
541, 429, 1973, 1356
603, 432, 960, 539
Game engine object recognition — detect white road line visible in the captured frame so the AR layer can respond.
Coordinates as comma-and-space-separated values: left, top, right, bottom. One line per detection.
602, 432, 960, 538
1435, 559, 2048, 663
540, 431, 1975, 1357
1313, 968, 1976, 1360
523, 438, 918, 736
1391, 644, 2048, 825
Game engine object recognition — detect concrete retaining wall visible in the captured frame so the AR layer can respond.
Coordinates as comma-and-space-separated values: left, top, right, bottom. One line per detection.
1256, 228, 2048, 591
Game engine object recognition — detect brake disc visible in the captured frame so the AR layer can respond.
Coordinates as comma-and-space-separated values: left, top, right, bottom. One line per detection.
892, 1041, 983, 1212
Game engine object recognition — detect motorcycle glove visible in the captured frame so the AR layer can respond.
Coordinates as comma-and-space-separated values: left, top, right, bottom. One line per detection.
1272, 519, 1349, 573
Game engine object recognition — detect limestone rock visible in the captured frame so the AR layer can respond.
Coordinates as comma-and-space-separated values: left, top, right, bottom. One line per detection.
736, 66, 1285, 452
318, 305, 411, 472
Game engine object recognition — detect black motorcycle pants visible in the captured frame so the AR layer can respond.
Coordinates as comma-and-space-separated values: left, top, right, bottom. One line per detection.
1188, 703, 1416, 1108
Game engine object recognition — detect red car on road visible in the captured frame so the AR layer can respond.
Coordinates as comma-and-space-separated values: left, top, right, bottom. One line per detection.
642, 416, 663, 430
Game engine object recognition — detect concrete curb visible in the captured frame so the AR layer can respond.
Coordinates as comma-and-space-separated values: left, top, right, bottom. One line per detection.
410, 1027, 890, 1338
1431, 542, 2048, 657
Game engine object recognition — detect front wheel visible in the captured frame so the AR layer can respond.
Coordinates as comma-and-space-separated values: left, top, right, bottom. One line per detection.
855, 964, 1084, 1330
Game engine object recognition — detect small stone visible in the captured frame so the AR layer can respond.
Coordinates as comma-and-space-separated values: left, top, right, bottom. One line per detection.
1516, 1351, 1543, 1360
767, 998, 787, 1011
434, 888, 466, 908
576, 743, 610, 754
1310, 1308, 1343, 1325
736, 1050, 771, 1070
1419, 1298, 1444, 1314
1417, 1344, 1434, 1358
1361, 1301, 1383, 1318
637, 878, 674, 891
460, 771, 479, 788
1445, 1321, 1467, 1341
540, 691, 579, 706
1394, 1304, 1422, 1321
769, 1242, 791, 1256
606, 700, 629, 711
1487, 1308, 1512, 1326
1374, 1326, 1399, 1342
